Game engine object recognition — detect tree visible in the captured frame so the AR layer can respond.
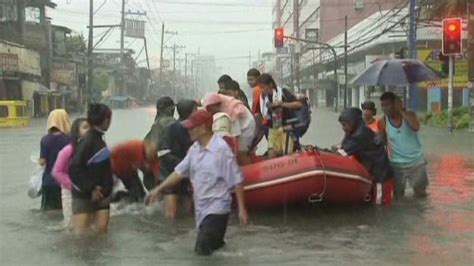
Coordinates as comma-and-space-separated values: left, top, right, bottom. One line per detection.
65, 34, 86, 56
94, 72, 109, 92
420, 0, 471, 19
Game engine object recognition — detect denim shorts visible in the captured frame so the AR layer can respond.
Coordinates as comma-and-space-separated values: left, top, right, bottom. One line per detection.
391, 157, 429, 198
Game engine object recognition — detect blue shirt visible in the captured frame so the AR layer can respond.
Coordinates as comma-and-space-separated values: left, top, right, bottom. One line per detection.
40, 132, 70, 187
175, 134, 243, 227
386, 117, 423, 166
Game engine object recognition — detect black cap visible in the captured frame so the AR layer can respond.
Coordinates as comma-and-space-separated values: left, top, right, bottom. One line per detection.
361, 101, 376, 110
156, 97, 175, 110
338, 107, 363, 123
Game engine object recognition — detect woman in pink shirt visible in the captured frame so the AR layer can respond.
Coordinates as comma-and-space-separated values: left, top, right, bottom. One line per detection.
52, 118, 90, 228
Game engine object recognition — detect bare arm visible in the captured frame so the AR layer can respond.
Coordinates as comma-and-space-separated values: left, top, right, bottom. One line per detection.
402, 111, 420, 132
234, 184, 248, 225
146, 171, 184, 203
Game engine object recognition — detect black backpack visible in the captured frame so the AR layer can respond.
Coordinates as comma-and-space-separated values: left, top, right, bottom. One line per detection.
280, 89, 311, 138
292, 97, 312, 138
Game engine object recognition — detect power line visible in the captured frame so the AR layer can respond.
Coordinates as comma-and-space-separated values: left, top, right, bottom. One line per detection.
93, 0, 108, 15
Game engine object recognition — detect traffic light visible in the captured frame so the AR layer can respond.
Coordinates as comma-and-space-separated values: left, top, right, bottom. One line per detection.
442, 18, 462, 55
274, 28, 284, 48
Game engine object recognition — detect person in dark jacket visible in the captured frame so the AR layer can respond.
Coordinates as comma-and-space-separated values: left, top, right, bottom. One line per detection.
69, 103, 113, 234
143, 97, 176, 190
160, 99, 198, 219
39, 109, 71, 211
337, 107, 394, 206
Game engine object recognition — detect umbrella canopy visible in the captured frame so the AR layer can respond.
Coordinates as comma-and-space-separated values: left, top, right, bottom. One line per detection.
351, 59, 442, 86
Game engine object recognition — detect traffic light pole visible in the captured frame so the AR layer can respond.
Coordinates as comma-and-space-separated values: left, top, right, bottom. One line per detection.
448, 55, 454, 133
283, 36, 339, 111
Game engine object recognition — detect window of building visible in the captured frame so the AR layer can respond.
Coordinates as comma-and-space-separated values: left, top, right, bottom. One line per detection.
25, 7, 40, 23
0, 0, 17, 22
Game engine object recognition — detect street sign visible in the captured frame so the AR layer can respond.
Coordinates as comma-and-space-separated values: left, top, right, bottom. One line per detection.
276, 47, 290, 58
0, 53, 18, 74
125, 19, 145, 39
305, 28, 319, 43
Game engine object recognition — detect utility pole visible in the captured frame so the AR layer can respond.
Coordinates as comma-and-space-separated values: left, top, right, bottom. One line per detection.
448, 55, 454, 133
87, 0, 94, 103
248, 51, 252, 69
275, 0, 282, 81
344, 15, 348, 109
165, 44, 185, 75
120, 0, 126, 96
468, 3, 474, 132
144, 37, 152, 85
408, 0, 418, 111
185, 53, 189, 78
293, 0, 300, 92
159, 23, 165, 83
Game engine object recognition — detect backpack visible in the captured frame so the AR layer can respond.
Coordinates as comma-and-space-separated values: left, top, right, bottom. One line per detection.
292, 97, 312, 138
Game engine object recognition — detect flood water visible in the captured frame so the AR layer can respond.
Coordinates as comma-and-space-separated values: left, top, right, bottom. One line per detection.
0, 108, 473, 265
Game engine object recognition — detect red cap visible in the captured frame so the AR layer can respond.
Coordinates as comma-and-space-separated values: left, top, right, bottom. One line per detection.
181, 109, 213, 129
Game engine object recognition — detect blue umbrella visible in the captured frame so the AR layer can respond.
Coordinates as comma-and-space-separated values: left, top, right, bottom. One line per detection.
351, 59, 442, 86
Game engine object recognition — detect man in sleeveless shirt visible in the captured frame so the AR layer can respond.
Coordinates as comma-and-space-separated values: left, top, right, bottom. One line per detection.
378, 92, 428, 199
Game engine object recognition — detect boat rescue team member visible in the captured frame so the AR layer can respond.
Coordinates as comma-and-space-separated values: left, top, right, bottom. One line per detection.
204, 93, 256, 165
39, 109, 71, 212
110, 139, 159, 202
378, 92, 428, 199
144, 97, 176, 190
52, 118, 90, 228
337, 108, 394, 206
69, 103, 113, 235
361, 101, 379, 133
146, 110, 248, 256
259, 73, 303, 158
160, 99, 198, 219
247, 68, 267, 154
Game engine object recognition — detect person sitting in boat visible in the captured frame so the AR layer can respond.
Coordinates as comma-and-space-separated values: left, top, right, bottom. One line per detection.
259, 73, 303, 158
337, 107, 393, 206
361, 101, 379, 133
203, 92, 256, 165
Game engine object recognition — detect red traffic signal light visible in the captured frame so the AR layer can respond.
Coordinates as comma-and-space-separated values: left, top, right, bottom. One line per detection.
442, 18, 462, 55
274, 28, 284, 48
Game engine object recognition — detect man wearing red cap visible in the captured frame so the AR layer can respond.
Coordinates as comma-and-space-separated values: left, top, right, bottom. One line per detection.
146, 110, 248, 256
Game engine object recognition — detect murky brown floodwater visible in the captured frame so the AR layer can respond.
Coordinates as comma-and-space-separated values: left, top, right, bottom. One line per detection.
1, 108, 473, 265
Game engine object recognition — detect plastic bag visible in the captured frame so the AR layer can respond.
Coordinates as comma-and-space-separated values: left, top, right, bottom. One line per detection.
28, 166, 44, 198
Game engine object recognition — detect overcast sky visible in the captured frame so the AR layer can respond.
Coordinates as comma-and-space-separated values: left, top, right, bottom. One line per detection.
49, 0, 273, 83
